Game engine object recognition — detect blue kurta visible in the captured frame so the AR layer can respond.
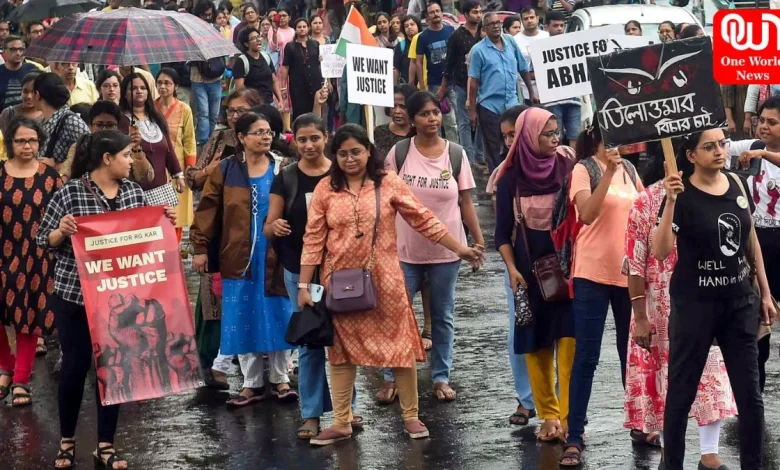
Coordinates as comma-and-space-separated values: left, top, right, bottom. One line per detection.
221, 168, 292, 355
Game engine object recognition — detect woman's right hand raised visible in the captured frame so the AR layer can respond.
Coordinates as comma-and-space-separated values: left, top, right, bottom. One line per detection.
605, 147, 622, 173
58, 214, 77, 236
271, 218, 292, 237
663, 162, 684, 203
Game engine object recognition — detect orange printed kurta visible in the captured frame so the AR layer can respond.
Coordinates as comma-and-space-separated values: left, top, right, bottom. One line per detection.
301, 172, 448, 367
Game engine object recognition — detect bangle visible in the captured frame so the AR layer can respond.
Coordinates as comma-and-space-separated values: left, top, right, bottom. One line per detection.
630, 295, 646, 302
474, 243, 485, 249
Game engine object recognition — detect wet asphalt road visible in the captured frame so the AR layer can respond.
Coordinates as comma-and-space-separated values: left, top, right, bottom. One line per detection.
1, 174, 779, 470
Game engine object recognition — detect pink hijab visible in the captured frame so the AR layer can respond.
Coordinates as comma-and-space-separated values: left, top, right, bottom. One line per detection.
496, 107, 575, 197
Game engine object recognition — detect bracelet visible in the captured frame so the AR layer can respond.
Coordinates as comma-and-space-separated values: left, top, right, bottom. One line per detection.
474, 243, 485, 249
630, 295, 646, 302
298, 282, 310, 289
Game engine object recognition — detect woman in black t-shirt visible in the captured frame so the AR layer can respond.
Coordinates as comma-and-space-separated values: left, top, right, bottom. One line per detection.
234, 27, 283, 106
654, 129, 776, 470
280, 19, 323, 123
263, 113, 361, 441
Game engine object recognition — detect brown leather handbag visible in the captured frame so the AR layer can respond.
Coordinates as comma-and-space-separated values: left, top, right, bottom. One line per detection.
517, 209, 569, 303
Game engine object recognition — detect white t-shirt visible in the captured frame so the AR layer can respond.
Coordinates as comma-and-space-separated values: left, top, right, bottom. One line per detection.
729, 138, 780, 228
513, 30, 549, 101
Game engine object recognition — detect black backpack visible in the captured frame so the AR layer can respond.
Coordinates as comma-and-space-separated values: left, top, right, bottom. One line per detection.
196, 57, 226, 80
393, 138, 464, 181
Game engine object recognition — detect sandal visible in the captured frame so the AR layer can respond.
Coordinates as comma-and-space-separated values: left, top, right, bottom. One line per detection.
559, 443, 584, 467
36, 338, 48, 357
53, 438, 76, 469
272, 383, 299, 402
509, 405, 536, 425
537, 419, 562, 442
204, 369, 230, 390
297, 419, 320, 440
310, 426, 352, 446
226, 387, 266, 407
351, 415, 364, 431
11, 383, 32, 407
630, 429, 662, 447
375, 381, 397, 404
404, 419, 430, 439
421, 331, 432, 351
93, 444, 127, 469
0, 372, 11, 401
432, 382, 456, 402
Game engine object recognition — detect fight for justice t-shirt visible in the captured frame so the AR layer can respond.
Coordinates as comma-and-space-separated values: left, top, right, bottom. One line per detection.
666, 173, 755, 300
385, 138, 475, 264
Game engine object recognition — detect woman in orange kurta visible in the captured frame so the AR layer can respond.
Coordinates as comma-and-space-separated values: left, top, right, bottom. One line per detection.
298, 124, 483, 446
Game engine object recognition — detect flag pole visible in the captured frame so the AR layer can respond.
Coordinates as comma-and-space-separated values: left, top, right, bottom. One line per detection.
364, 104, 374, 143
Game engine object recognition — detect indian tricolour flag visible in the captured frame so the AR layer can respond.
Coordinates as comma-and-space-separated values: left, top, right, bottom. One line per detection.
334, 6, 378, 57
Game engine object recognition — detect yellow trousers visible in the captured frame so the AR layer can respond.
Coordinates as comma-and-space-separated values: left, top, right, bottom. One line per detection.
524, 337, 576, 427
331, 364, 419, 427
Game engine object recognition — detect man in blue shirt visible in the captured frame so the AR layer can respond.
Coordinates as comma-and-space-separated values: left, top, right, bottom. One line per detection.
415, 2, 459, 143
467, 12, 534, 172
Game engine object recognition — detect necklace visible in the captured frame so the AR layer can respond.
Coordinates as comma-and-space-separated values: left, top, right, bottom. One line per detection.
350, 177, 367, 239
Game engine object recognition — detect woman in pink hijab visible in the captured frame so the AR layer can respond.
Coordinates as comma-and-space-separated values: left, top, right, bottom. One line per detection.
494, 107, 576, 443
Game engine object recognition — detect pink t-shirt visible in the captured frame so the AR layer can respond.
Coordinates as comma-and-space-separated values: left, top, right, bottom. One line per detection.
569, 158, 643, 287
385, 138, 476, 264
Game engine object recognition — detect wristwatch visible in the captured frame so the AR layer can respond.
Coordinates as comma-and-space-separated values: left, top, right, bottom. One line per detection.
298, 282, 310, 289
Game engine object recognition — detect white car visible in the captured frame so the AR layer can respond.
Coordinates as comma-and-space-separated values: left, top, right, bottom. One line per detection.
566, 4, 705, 126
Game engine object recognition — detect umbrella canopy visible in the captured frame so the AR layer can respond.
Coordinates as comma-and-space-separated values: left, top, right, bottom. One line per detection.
7, 0, 102, 23
25, 8, 240, 66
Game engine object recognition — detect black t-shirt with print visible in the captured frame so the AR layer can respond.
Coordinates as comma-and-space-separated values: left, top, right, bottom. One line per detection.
666, 173, 755, 300
269, 165, 330, 274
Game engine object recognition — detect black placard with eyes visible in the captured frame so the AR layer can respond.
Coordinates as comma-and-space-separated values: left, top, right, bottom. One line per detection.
586, 36, 726, 148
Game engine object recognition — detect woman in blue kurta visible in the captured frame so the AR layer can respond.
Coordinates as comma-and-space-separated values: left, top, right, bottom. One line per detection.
190, 111, 297, 407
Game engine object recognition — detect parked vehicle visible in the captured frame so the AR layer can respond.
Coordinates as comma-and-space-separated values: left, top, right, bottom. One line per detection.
567, 4, 704, 36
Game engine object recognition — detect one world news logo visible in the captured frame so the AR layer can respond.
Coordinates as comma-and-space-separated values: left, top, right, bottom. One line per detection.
713, 10, 780, 84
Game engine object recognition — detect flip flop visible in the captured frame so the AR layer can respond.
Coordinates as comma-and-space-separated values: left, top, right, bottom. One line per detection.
432, 382, 456, 402
630, 429, 662, 447
310, 427, 352, 446
375, 382, 398, 404
272, 384, 299, 402
35, 341, 48, 357
226, 387, 266, 407
351, 416, 364, 431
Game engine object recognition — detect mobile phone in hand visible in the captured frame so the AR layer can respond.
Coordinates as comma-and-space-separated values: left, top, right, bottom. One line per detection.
308, 283, 324, 303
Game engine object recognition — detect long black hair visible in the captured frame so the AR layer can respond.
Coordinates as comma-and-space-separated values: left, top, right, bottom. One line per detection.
4, 116, 45, 159
71, 130, 132, 179
673, 131, 703, 178
329, 124, 385, 192
375, 12, 397, 43
33, 72, 70, 110
119, 72, 168, 135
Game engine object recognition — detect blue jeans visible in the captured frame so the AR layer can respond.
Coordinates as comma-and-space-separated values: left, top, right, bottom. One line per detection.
453, 85, 484, 165
547, 103, 582, 143
283, 269, 356, 419
428, 85, 459, 144
192, 80, 222, 145
504, 269, 535, 409
383, 260, 461, 384
566, 278, 631, 447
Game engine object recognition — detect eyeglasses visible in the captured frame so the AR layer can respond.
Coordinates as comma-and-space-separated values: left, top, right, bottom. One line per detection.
697, 139, 731, 153
485, 21, 502, 28
539, 129, 561, 139
244, 129, 276, 138
247, 36, 262, 42
7, 47, 25, 53
336, 148, 366, 160
93, 122, 118, 130
226, 107, 249, 116
13, 138, 39, 147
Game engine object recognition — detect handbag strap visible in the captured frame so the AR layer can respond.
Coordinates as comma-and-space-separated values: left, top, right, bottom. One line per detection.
514, 196, 532, 265
367, 183, 380, 271
81, 175, 110, 213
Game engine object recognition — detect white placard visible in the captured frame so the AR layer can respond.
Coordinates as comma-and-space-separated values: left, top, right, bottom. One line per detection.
346, 43, 394, 108
320, 44, 348, 79
529, 25, 630, 104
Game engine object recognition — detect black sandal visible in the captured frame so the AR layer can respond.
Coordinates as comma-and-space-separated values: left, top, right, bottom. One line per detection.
630, 429, 662, 447
0, 371, 13, 401
559, 443, 584, 468
93, 444, 127, 469
11, 383, 31, 407
509, 405, 536, 425
53, 438, 76, 469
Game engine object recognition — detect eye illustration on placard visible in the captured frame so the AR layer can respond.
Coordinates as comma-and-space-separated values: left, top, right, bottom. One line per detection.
717, 213, 741, 257
598, 46, 701, 96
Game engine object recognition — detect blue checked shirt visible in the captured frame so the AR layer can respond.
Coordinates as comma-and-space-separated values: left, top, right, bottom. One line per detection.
36, 175, 146, 305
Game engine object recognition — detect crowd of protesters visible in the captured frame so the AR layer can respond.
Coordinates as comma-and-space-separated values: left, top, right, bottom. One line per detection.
0, 0, 777, 469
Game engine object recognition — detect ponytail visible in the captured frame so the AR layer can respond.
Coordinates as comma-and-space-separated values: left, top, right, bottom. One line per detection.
70, 134, 93, 179
575, 121, 602, 162
70, 130, 131, 180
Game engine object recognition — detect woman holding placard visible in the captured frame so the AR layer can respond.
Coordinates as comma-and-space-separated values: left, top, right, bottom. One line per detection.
655, 129, 774, 470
